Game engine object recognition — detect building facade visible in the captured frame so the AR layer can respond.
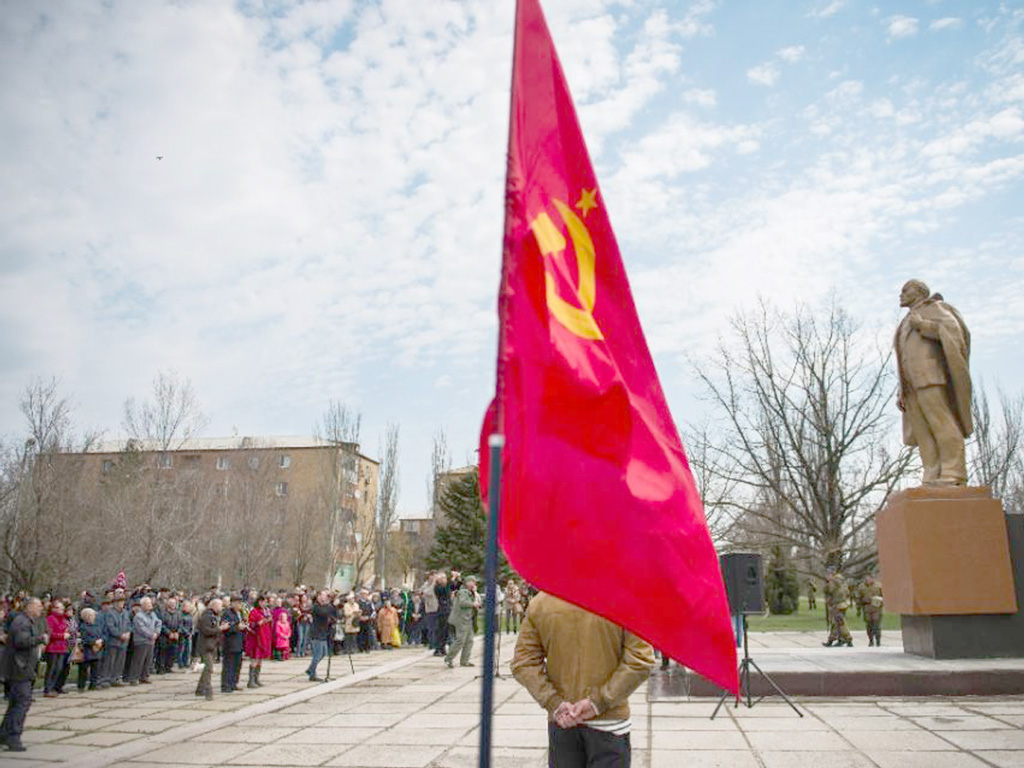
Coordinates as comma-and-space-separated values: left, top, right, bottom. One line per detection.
68, 436, 379, 591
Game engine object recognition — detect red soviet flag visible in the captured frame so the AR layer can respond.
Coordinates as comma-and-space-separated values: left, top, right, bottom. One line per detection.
481, 0, 738, 693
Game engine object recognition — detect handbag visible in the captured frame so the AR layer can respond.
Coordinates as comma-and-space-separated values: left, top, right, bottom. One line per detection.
70, 644, 85, 664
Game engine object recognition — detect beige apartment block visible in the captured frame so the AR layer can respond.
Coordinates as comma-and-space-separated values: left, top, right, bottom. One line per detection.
65, 436, 379, 591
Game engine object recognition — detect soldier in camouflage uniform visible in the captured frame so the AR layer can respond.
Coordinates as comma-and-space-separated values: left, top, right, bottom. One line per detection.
806, 580, 817, 610
822, 569, 853, 647
859, 574, 884, 646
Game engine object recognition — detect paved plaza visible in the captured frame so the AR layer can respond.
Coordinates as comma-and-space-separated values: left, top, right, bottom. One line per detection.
3, 634, 1024, 767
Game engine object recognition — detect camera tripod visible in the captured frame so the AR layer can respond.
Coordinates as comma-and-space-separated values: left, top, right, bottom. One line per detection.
711, 614, 802, 719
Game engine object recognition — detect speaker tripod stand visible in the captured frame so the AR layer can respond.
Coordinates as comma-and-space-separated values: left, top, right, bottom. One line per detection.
711, 614, 802, 719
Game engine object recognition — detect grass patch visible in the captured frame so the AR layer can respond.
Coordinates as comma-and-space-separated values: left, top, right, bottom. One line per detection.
745, 596, 900, 632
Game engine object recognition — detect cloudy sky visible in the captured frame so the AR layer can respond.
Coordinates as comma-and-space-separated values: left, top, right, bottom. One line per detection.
1, 0, 1022, 514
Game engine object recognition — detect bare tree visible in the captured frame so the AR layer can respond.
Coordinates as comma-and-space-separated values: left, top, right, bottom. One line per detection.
375, 423, 400, 587
428, 428, 451, 519
117, 371, 209, 583
123, 370, 207, 453
970, 386, 1024, 514
220, 443, 286, 586
0, 378, 95, 592
689, 299, 913, 576
682, 419, 740, 544
314, 401, 362, 588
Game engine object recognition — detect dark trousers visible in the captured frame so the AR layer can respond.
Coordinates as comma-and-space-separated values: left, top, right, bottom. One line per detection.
357, 622, 372, 652
127, 643, 154, 682
101, 646, 127, 684
196, 650, 215, 695
548, 724, 631, 768
222, 651, 242, 691
424, 613, 438, 648
156, 639, 176, 672
343, 633, 358, 654
306, 639, 328, 677
77, 659, 99, 690
1, 680, 32, 746
435, 614, 450, 652
44, 652, 67, 693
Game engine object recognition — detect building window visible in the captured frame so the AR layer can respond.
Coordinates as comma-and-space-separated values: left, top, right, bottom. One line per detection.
278, 454, 291, 469
275, 482, 288, 497
216, 456, 230, 471
101, 459, 114, 474
248, 456, 260, 470
405, 520, 420, 534
157, 454, 173, 469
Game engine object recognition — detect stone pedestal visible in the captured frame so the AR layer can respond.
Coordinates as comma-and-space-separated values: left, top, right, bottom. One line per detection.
876, 486, 1023, 659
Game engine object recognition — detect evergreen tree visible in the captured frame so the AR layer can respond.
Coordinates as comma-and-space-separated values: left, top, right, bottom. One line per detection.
426, 469, 513, 581
766, 544, 800, 615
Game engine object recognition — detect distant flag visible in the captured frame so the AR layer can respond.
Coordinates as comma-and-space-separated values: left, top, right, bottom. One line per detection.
481, 0, 738, 693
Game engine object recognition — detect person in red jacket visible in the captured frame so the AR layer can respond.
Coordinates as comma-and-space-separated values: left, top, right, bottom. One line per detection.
43, 601, 70, 697
243, 593, 273, 688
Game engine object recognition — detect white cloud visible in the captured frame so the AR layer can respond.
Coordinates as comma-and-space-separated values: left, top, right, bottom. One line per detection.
682, 88, 718, 107
777, 45, 806, 63
886, 15, 919, 40
930, 17, 963, 32
747, 62, 780, 87
808, 1, 846, 19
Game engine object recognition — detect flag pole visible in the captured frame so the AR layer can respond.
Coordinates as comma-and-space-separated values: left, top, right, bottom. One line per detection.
478, 433, 504, 768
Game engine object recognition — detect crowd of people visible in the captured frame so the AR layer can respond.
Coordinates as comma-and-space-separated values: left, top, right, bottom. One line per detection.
0, 569, 537, 752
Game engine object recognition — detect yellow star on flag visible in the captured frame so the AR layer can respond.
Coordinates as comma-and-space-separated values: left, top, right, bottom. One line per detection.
575, 188, 598, 219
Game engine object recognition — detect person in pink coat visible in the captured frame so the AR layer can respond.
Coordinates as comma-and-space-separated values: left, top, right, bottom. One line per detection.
243, 593, 273, 687
273, 608, 292, 661
43, 601, 70, 696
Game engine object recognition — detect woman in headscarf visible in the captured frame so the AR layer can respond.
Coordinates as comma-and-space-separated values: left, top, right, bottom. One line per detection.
243, 593, 273, 687
376, 599, 400, 650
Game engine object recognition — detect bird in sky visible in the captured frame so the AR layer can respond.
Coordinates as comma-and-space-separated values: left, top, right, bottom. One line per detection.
156, 156, 163, 160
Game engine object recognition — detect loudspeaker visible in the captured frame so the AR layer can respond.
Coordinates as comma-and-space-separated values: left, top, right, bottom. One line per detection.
720, 553, 765, 614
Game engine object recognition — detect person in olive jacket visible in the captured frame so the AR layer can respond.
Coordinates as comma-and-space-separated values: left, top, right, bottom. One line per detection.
195, 598, 225, 700
1, 598, 48, 752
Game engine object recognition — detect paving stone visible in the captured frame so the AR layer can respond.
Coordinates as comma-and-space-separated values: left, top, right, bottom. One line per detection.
937, 730, 1024, 751
844, 730, 958, 751
981, 752, 1024, 768
400, 713, 480, 730
98, 718, 181, 734
57, 731, 146, 747
744, 730, 851, 751
651, 730, 750, 750
242, 712, 334, 727
913, 715, 1012, 730
759, 751, 877, 768
866, 751, 988, 768
736, 716, 832, 731
647, 716, 740, 731
20, 728, 76, 743
227, 742, 350, 766
324, 743, 446, 767
650, 750, 760, 768
287, 726, 384, 744
205, 725, 300, 743
137, 741, 258, 764
0, 742, 99, 761
382, 727, 472, 745
319, 711, 409, 728
815, 715, 926, 730
45, 716, 126, 731
430, 747, 547, 768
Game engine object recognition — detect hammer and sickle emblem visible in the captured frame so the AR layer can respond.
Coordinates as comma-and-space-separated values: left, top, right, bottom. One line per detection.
528, 199, 604, 340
